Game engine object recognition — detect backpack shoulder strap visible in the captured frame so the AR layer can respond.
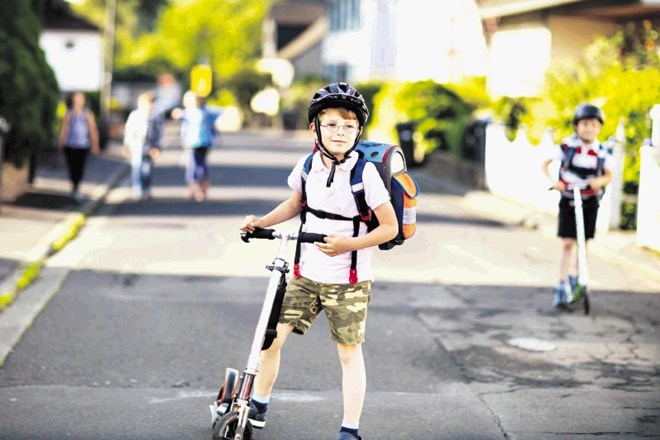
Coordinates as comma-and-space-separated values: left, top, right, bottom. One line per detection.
300, 153, 315, 209
561, 143, 577, 172
596, 143, 606, 176
350, 159, 371, 222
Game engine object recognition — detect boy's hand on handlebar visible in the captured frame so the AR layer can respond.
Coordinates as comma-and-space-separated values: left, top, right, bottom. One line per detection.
588, 177, 605, 191
315, 234, 351, 257
550, 180, 566, 192
240, 215, 262, 233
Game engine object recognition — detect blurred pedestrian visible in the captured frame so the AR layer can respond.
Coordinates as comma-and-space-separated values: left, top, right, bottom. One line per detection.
58, 91, 100, 203
171, 91, 222, 201
123, 91, 163, 201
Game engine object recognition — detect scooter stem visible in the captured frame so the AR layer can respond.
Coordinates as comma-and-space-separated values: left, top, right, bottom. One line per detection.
572, 186, 590, 286
245, 234, 292, 374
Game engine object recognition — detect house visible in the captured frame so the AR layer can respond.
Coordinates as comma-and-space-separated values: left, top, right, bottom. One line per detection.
263, 0, 488, 85
39, 0, 103, 93
476, 0, 660, 97
263, 0, 326, 81
321, 0, 488, 83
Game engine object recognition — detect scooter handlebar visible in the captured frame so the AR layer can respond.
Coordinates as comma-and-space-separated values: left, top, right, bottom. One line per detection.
241, 228, 276, 242
298, 232, 327, 244
241, 228, 327, 244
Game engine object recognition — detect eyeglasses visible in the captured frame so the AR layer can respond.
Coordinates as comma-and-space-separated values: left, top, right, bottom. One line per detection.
320, 122, 359, 134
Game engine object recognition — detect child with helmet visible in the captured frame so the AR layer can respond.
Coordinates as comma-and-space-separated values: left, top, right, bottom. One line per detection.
239, 82, 398, 440
542, 103, 614, 308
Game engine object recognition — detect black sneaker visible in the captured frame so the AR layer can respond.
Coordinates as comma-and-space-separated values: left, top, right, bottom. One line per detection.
248, 401, 267, 429
336, 433, 361, 440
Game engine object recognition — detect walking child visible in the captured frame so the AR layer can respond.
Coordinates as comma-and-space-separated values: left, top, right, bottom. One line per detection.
239, 82, 398, 440
542, 103, 613, 308
123, 91, 163, 201
172, 91, 222, 201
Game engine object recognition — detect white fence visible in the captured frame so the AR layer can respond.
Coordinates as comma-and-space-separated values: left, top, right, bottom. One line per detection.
636, 145, 660, 252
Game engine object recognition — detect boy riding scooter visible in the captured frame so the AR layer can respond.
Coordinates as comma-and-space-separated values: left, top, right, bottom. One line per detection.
542, 103, 613, 308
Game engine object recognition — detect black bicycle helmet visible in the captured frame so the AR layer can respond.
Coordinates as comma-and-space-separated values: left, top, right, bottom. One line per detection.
573, 103, 604, 125
308, 82, 369, 126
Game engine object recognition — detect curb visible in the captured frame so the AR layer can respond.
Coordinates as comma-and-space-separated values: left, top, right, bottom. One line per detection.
0, 161, 129, 311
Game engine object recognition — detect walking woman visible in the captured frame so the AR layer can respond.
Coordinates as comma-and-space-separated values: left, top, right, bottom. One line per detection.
58, 91, 100, 203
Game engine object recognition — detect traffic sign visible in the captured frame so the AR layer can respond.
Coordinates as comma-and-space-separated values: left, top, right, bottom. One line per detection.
191, 65, 212, 97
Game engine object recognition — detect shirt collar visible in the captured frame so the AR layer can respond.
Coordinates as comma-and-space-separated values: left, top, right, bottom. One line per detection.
311, 150, 359, 173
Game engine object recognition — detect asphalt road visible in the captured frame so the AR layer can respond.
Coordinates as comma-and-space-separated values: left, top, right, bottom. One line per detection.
1, 130, 658, 440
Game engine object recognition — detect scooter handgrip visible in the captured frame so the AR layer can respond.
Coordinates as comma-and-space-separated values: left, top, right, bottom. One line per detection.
241, 228, 276, 243
299, 232, 327, 244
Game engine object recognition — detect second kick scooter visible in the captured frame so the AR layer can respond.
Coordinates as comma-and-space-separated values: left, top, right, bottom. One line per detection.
571, 185, 591, 315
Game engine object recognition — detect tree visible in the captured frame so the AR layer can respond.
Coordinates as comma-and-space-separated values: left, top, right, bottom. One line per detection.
0, 0, 59, 166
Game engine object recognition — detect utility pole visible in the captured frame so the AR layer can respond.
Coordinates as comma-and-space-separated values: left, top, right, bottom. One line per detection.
100, 0, 116, 135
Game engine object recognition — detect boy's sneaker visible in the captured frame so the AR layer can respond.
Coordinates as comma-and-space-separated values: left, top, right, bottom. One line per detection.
248, 401, 267, 429
336, 433, 362, 440
552, 285, 567, 308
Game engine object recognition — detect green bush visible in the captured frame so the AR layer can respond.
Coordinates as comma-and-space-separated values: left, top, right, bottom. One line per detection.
393, 80, 474, 155
0, 0, 59, 166
280, 75, 326, 130
355, 80, 385, 134
223, 66, 272, 127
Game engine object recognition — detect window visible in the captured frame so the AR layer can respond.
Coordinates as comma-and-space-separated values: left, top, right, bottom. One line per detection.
329, 0, 361, 31
323, 63, 354, 82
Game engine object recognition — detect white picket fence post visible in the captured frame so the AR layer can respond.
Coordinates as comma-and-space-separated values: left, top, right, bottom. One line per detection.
636, 104, 660, 252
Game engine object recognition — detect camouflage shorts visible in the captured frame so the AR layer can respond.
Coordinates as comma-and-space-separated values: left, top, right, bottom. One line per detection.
279, 276, 371, 345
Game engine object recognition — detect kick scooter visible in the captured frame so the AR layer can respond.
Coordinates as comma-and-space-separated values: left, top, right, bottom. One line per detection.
209, 228, 326, 440
571, 185, 590, 315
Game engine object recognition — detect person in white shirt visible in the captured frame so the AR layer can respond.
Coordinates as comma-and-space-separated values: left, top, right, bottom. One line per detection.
542, 103, 613, 308
240, 83, 397, 440
123, 91, 162, 200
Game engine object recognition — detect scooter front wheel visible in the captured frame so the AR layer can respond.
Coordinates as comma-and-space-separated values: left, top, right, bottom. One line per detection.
211, 411, 253, 440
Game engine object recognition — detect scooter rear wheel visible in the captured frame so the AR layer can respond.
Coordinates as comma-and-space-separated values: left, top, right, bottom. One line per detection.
211, 412, 253, 440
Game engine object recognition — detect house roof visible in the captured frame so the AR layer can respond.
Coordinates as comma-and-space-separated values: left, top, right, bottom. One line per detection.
44, 0, 100, 32
477, 0, 660, 18
477, 0, 586, 18
270, 0, 325, 25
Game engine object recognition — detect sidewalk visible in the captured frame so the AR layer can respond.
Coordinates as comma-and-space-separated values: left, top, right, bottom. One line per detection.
0, 141, 130, 308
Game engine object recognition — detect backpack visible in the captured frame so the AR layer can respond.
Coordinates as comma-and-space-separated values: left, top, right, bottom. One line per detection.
559, 135, 610, 198
294, 141, 419, 284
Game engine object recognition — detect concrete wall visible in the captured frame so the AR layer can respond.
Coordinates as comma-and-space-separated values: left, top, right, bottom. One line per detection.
1, 163, 29, 203
548, 15, 618, 61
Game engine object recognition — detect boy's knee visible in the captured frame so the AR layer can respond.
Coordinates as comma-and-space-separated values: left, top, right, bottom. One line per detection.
561, 238, 575, 251
337, 343, 362, 365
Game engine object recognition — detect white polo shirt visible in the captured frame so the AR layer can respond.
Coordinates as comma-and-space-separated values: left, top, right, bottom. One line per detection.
287, 151, 390, 284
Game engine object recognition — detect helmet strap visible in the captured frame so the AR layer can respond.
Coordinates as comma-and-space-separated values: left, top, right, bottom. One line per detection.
313, 116, 363, 187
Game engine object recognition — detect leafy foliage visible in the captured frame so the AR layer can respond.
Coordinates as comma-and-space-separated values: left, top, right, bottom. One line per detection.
393, 80, 474, 155
118, 0, 273, 83
494, 21, 659, 187
0, 0, 60, 166
224, 67, 272, 126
